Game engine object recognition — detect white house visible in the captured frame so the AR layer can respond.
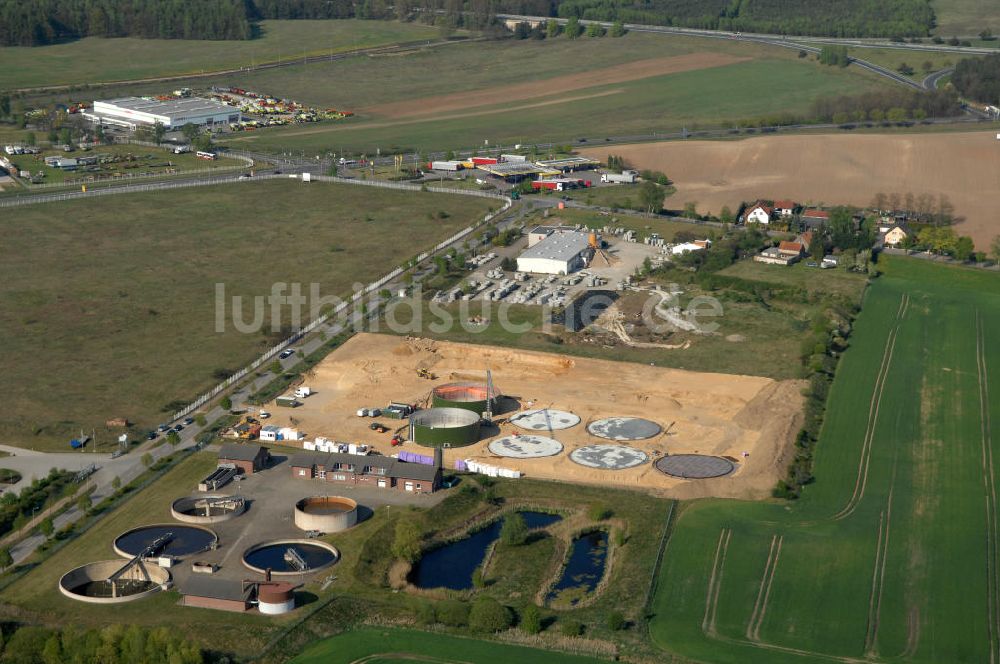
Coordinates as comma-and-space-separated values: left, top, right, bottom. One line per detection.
516, 231, 592, 275
774, 199, 797, 217
745, 202, 773, 225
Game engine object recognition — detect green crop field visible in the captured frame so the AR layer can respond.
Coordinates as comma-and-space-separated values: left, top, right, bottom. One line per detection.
291, 627, 608, 663
212, 33, 887, 154
0, 20, 440, 90
649, 256, 1000, 663
0, 180, 492, 450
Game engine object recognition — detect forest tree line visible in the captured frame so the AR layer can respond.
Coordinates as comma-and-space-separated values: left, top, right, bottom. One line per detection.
506, 0, 936, 38
951, 54, 1000, 105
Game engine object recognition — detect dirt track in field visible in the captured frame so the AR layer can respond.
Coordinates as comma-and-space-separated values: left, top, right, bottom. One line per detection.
581, 131, 1000, 248
264, 333, 803, 501
361, 53, 750, 119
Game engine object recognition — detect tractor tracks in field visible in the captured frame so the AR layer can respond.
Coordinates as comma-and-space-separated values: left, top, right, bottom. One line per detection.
746, 534, 783, 642
703, 528, 732, 636
864, 482, 896, 657
834, 293, 909, 522
976, 311, 1000, 664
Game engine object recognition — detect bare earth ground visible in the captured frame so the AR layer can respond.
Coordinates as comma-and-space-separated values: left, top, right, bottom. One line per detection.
264, 333, 803, 500
360, 53, 749, 119
581, 131, 1000, 248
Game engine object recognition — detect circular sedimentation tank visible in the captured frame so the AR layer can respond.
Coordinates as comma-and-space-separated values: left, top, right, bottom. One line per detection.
294, 496, 358, 533
170, 495, 246, 524
114, 524, 218, 559
489, 435, 563, 459
431, 382, 493, 414
570, 444, 649, 470
510, 408, 581, 431
655, 454, 736, 479
587, 417, 662, 441
58, 560, 170, 604
409, 407, 482, 448
242, 540, 339, 576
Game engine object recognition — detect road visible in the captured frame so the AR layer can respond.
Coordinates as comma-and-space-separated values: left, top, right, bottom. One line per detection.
923, 67, 954, 91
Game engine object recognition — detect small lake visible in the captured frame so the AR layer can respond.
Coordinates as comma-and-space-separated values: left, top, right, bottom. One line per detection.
411, 511, 562, 590
547, 530, 609, 605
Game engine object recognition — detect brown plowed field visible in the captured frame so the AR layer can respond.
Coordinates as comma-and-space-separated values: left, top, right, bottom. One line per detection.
264, 333, 803, 501
362, 53, 749, 119
581, 131, 1000, 248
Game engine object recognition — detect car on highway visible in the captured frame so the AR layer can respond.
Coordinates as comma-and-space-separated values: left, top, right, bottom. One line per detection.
146, 431, 158, 440
157, 424, 170, 432
279, 348, 296, 360
172, 424, 184, 432
183, 416, 195, 425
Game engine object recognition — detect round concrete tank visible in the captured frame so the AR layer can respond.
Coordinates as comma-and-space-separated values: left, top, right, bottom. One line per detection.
242, 540, 339, 576
294, 496, 358, 533
59, 560, 171, 604
431, 382, 492, 414
409, 407, 482, 447
171, 495, 246, 524
257, 582, 296, 615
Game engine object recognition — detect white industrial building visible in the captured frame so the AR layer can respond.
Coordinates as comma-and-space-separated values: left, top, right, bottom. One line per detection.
84, 97, 241, 130
516, 231, 592, 275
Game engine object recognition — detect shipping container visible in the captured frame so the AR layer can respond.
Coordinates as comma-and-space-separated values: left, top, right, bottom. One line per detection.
429, 161, 463, 171
471, 157, 498, 166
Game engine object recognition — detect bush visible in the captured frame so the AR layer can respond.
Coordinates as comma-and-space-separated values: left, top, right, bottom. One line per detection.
500, 513, 528, 546
520, 604, 542, 634
607, 610, 626, 631
391, 519, 423, 562
436, 599, 470, 627
559, 620, 583, 637
469, 597, 513, 633
588, 503, 611, 521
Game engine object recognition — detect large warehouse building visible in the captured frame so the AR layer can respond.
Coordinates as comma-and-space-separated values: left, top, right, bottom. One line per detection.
516, 230, 592, 275
85, 97, 241, 130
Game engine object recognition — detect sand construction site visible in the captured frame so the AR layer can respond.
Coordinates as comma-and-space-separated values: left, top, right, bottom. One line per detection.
266, 333, 803, 500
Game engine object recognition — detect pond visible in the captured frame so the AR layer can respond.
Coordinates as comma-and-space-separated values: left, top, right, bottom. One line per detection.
547, 530, 609, 606
411, 511, 562, 590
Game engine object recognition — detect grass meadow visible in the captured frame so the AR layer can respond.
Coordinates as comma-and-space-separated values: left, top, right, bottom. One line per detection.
0, 20, 440, 90
932, 0, 1000, 36
649, 256, 1000, 662
0, 180, 492, 450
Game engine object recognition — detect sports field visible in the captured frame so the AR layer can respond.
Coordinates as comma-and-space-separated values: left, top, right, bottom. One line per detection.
216, 33, 887, 154
292, 628, 607, 663
585, 130, 1000, 249
0, 20, 439, 90
0, 180, 491, 450
649, 256, 1000, 662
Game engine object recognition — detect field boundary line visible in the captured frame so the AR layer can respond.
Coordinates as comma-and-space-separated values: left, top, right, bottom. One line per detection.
834, 293, 908, 521
703, 528, 732, 635
977, 311, 1000, 664
643, 500, 677, 620
746, 534, 783, 642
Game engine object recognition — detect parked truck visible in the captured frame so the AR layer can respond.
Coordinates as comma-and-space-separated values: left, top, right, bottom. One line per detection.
276, 396, 301, 408
428, 161, 463, 171
294, 386, 312, 398
600, 169, 638, 184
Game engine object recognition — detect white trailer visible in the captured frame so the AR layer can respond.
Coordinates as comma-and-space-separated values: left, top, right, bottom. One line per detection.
600, 170, 638, 184
430, 160, 463, 171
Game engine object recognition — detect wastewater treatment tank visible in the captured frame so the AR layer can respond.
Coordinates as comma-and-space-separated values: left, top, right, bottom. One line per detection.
242, 540, 339, 575
294, 496, 358, 533
409, 407, 482, 447
114, 524, 218, 559
171, 495, 246, 524
432, 382, 493, 414
59, 560, 170, 604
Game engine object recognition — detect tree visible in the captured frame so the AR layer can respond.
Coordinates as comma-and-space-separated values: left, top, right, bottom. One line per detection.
469, 597, 513, 633
220, 396, 232, 410
166, 430, 180, 445
809, 233, 826, 262
111, 476, 121, 490
981, 29, 995, 41
193, 133, 213, 152
610, 21, 626, 37
954, 235, 975, 261
520, 604, 542, 634
501, 513, 528, 546
195, 414, 207, 427
180, 123, 200, 142
437, 600, 470, 627
391, 519, 422, 562
559, 620, 583, 637
921, 60, 934, 73
0, 547, 13, 570
0, 94, 9, 117
897, 62, 914, 76
39, 516, 54, 539
141, 452, 153, 468
76, 493, 91, 513
586, 22, 605, 37
719, 205, 733, 224
639, 181, 663, 213
546, 19, 560, 38
59, 127, 72, 146
152, 121, 166, 145
269, 360, 283, 374
565, 17, 582, 39
990, 235, 1000, 262
682, 201, 699, 219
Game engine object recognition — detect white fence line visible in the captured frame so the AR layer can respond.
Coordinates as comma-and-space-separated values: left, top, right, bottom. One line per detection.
169, 175, 511, 420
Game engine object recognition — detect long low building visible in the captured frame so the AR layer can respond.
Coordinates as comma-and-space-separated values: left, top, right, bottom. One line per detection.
85, 97, 241, 130
289, 452, 441, 493
516, 230, 593, 275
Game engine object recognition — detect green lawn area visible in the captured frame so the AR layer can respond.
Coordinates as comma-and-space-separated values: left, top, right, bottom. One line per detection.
292, 627, 609, 663
718, 258, 869, 300
648, 256, 1000, 663
0, 180, 492, 450
0, 20, 440, 90
215, 33, 887, 154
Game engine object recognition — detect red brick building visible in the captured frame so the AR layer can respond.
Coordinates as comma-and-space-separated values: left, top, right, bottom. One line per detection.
218, 444, 270, 475
289, 452, 441, 493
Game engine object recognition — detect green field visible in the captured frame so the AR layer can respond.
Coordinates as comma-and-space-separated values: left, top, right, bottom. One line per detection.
933, 0, 1000, 36
291, 628, 607, 663
211, 32, 887, 154
649, 256, 1000, 662
0, 180, 492, 450
849, 47, 969, 81
0, 20, 440, 90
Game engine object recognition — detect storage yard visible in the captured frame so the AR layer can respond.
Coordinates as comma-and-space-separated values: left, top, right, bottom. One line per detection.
262, 333, 804, 500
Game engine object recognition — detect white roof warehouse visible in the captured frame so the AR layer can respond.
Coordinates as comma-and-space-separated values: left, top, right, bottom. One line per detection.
86, 97, 241, 130
516, 230, 592, 275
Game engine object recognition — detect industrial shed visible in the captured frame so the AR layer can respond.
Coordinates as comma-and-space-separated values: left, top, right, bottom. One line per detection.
516, 230, 592, 275
217, 444, 270, 475
179, 577, 254, 612
85, 97, 241, 130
